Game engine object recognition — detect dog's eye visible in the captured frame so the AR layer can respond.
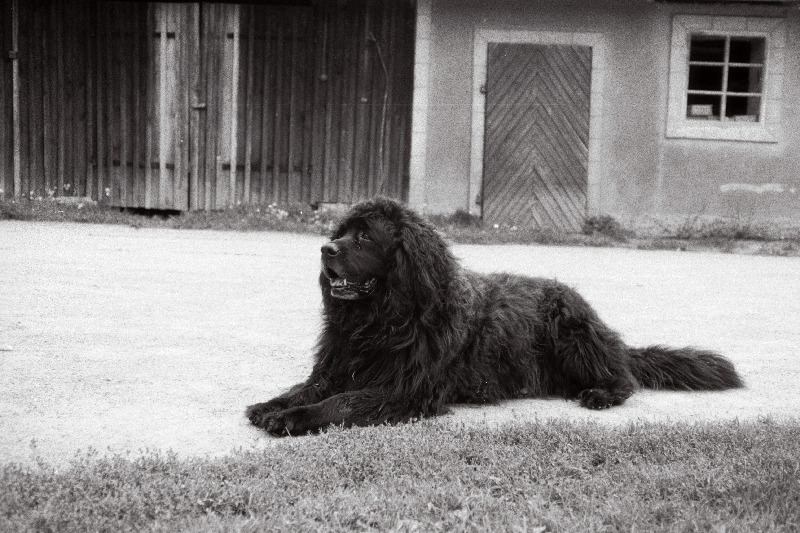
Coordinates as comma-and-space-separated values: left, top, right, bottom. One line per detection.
360, 231, 371, 241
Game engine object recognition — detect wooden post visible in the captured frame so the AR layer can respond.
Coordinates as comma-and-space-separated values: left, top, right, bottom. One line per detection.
286, 10, 302, 202
95, 4, 104, 204
188, 3, 201, 210
158, 7, 167, 209
84, 1, 94, 201
272, 20, 284, 202
204, 6, 221, 209
309, 3, 328, 204
56, 1, 65, 196
144, 5, 155, 209
11, 0, 21, 198
242, 8, 254, 205
227, 5, 240, 208
258, 16, 273, 204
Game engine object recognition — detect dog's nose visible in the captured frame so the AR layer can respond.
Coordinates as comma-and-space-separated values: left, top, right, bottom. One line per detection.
321, 242, 340, 256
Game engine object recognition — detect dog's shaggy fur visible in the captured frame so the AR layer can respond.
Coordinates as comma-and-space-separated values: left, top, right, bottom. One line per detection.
247, 197, 742, 435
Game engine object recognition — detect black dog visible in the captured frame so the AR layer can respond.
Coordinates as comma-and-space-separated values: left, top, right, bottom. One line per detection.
247, 198, 742, 435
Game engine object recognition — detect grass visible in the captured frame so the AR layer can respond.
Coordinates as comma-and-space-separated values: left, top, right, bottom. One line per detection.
2, 197, 800, 256
2, 418, 798, 532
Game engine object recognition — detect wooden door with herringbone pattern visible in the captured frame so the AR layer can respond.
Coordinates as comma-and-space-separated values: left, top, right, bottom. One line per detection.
483, 43, 591, 231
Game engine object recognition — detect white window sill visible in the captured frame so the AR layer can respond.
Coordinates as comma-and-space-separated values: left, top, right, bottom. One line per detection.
666, 121, 780, 143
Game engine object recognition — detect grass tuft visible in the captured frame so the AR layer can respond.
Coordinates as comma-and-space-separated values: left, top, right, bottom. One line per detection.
3, 197, 800, 256
1, 419, 798, 532
673, 215, 775, 242
582, 214, 633, 241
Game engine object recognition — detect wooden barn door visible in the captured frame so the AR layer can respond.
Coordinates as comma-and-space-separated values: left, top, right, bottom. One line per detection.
96, 2, 191, 210
483, 43, 592, 231
97, 2, 193, 210
94, 1, 413, 210
194, 4, 314, 210
99, 2, 317, 210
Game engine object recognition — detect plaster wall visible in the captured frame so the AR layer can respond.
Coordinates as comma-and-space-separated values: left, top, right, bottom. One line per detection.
418, 0, 800, 221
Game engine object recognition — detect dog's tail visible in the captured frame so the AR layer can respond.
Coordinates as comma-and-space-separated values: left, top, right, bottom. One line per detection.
627, 345, 743, 390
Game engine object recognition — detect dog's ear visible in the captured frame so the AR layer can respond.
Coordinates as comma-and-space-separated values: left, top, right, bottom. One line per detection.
388, 218, 454, 314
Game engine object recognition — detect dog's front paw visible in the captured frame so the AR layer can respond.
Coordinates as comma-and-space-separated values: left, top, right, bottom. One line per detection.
246, 400, 288, 428
263, 410, 294, 436
578, 388, 613, 410
249, 406, 311, 437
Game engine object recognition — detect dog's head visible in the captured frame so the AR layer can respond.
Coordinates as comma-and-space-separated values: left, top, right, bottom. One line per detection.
320, 203, 397, 301
320, 197, 455, 309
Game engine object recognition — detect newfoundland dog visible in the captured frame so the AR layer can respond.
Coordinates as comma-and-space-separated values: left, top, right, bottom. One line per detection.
247, 197, 742, 435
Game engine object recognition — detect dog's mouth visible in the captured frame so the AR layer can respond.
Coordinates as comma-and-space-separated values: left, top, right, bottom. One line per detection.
323, 268, 377, 300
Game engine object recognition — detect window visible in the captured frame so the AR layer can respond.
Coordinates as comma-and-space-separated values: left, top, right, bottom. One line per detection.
687, 35, 764, 122
667, 16, 785, 142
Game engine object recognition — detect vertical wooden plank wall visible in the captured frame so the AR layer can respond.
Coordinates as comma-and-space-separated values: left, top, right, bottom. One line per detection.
315, 0, 415, 204
96, 1, 191, 210
198, 2, 221, 209
188, 2, 201, 210
4, 0, 196, 207
198, 3, 312, 210
97, 1, 149, 207
154, 2, 190, 209
200, 0, 415, 209
2, 0, 415, 209
12, 0, 94, 200
0, 0, 13, 197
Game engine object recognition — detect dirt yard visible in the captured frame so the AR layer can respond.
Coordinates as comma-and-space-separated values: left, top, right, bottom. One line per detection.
1, 220, 798, 467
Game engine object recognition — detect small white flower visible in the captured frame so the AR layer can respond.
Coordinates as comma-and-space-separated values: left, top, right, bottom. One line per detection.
104, 188, 111, 197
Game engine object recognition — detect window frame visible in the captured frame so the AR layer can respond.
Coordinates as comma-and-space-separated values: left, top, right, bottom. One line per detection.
666, 15, 786, 143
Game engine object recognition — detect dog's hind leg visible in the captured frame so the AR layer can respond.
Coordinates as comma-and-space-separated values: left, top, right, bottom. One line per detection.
544, 286, 636, 410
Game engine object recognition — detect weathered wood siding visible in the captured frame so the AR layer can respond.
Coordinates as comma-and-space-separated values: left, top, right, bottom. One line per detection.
14, 0, 96, 201
0, 0, 13, 197
1, 0, 415, 209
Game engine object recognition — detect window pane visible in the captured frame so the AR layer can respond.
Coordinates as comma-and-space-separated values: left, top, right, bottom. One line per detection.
727, 66, 763, 94
729, 37, 766, 64
689, 36, 726, 62
687, 93, 721, 120
688, 65, 724, 91
726, 96, 760, 121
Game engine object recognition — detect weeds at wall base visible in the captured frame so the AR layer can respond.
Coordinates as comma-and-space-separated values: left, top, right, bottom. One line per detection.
1, 197, 798, 256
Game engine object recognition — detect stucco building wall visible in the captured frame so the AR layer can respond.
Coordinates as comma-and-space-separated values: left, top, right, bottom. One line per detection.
413, 0, 800, 221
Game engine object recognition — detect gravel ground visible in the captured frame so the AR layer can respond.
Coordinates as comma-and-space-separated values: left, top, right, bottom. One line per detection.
1, 220, 798, 467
